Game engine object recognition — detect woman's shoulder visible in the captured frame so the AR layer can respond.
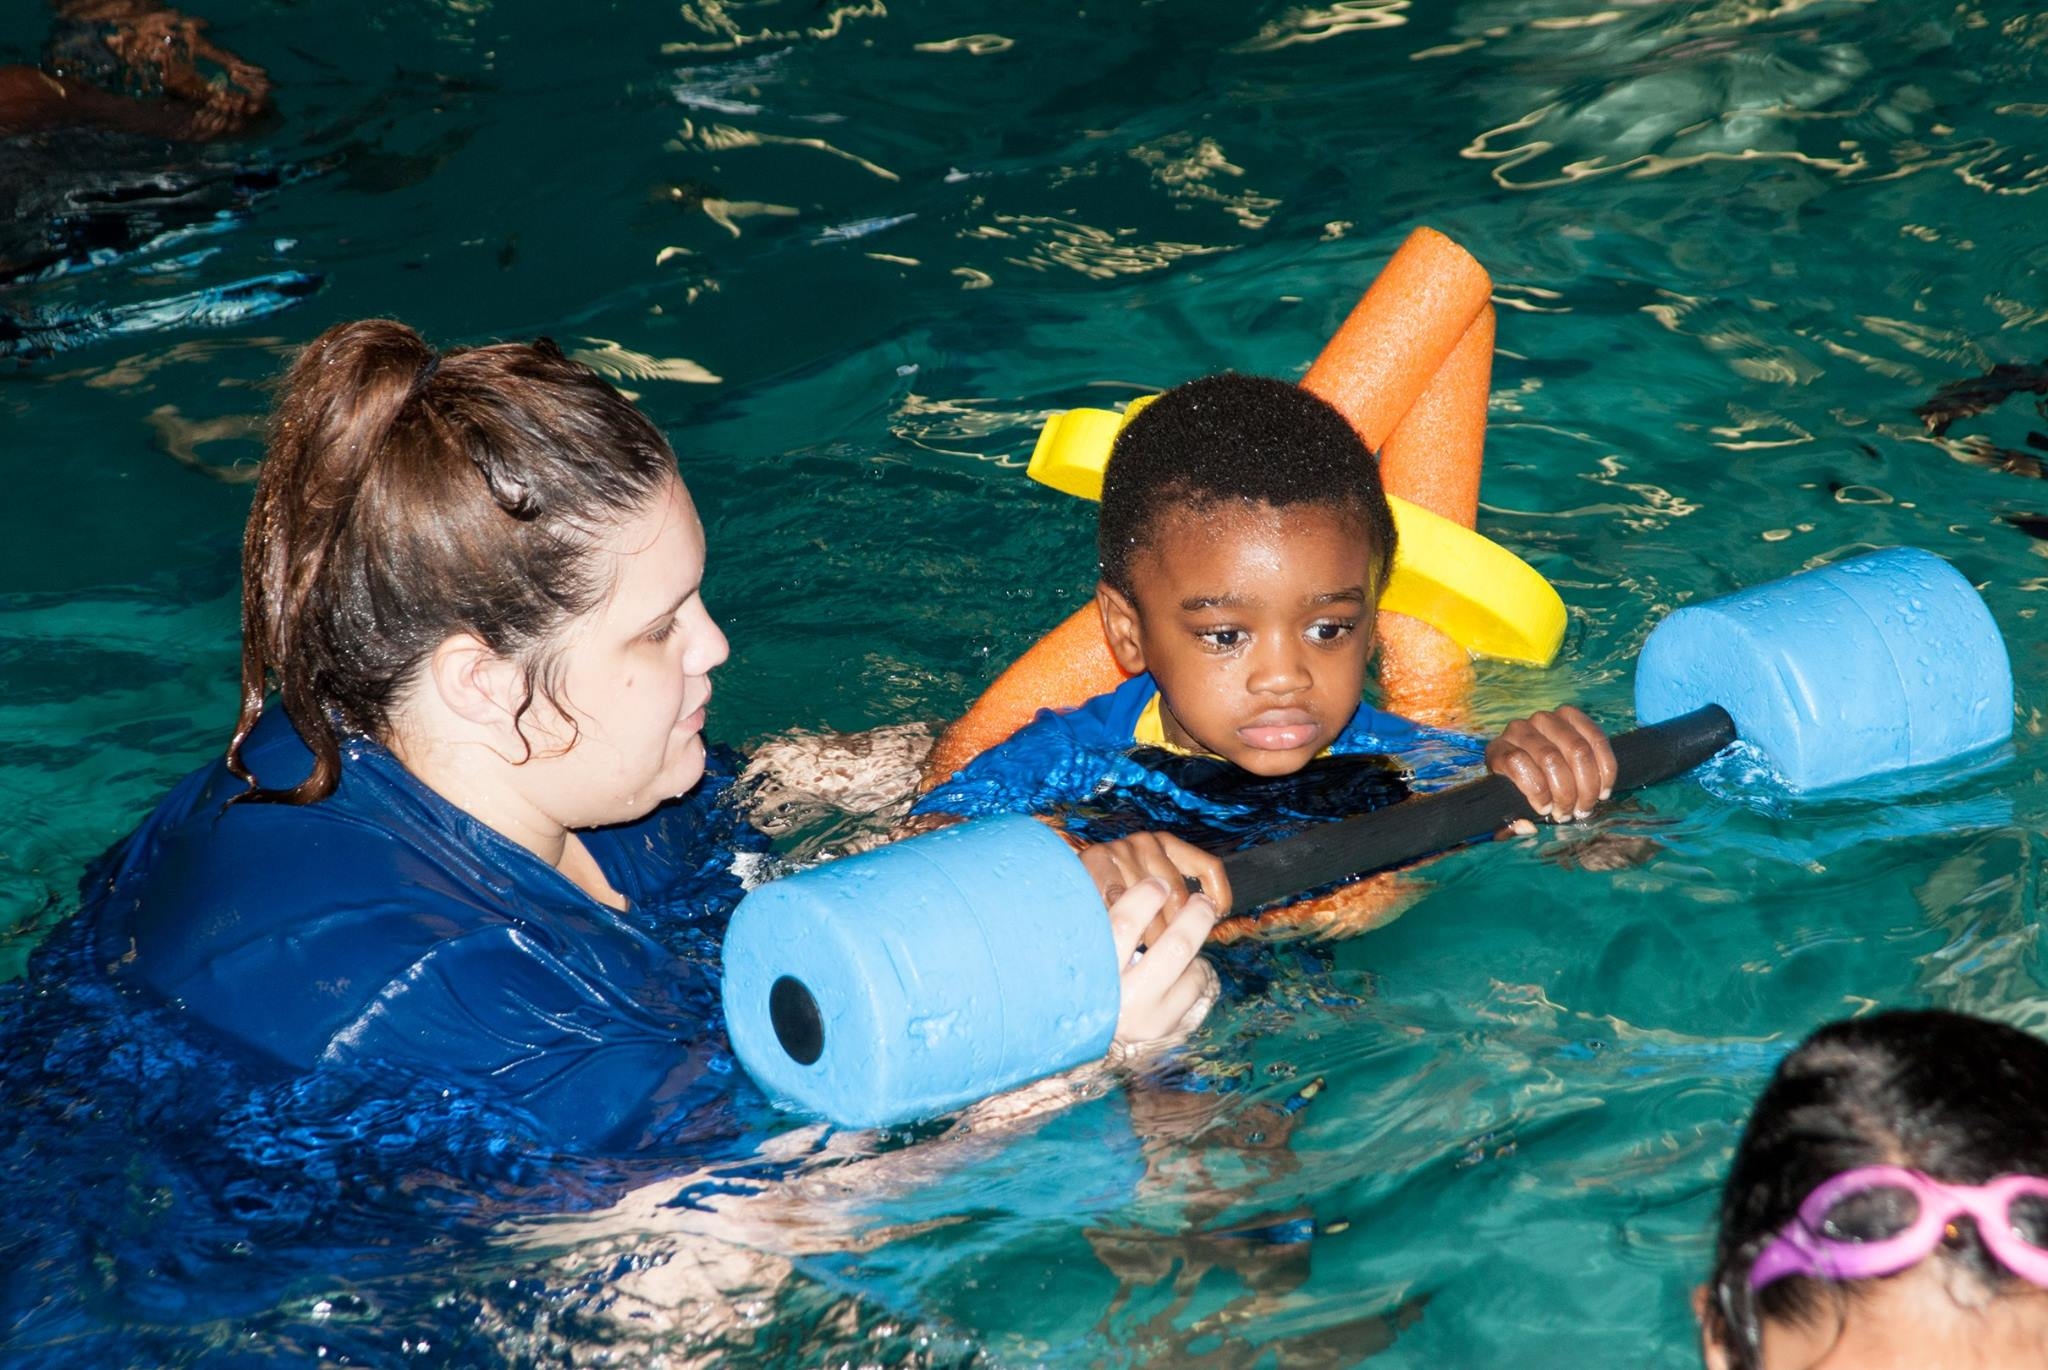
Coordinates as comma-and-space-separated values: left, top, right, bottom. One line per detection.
92, 715, 517, 1045
104, 710, 473, 914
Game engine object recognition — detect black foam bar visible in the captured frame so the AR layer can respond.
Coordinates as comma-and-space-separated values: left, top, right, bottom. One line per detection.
1219, 705, 1738, 913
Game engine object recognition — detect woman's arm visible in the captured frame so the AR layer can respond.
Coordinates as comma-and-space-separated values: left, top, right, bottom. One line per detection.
737, 722, 934, 837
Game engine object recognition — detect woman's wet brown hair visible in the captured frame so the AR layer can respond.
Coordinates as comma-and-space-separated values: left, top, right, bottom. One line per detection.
232, 318, 679, 804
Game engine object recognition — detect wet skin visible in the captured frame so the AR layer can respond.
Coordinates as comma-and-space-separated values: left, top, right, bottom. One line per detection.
1700, 1265, 2048, 1370
1096, 496, 1617, 815
1098, 500, 1376, 779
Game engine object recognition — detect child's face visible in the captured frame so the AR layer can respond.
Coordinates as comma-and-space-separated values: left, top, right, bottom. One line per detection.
1098, 500, 1376, 776
1699, 1263, 2048, 1368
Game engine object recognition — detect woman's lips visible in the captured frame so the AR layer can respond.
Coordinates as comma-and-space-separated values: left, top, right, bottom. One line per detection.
678, 687, 712, 735
1239, 711, 1318, 751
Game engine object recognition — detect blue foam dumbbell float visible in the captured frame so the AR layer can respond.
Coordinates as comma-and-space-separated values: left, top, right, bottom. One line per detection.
723, 547, 2014, 1128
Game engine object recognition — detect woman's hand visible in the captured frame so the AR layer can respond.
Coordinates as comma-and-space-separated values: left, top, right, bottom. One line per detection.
1106, 878, 1219, 1047
1485, 705, 1617, 823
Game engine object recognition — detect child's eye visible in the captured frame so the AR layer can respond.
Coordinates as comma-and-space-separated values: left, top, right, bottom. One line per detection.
1197, 628, 1245, 651
1307, 620, 1357, 644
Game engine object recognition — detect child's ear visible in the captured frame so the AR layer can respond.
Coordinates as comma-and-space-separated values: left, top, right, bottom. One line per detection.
1693, 1285, 1732, 1370
1096, 582, 1148, 676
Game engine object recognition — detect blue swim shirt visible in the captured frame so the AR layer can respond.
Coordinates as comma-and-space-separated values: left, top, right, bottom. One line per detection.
84, 707, 764, 1152
913, 673, 1486, 864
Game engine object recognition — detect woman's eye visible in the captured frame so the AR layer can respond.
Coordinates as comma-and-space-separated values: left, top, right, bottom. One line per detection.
1308, 620, 1357, 644
647, 619, 677, 645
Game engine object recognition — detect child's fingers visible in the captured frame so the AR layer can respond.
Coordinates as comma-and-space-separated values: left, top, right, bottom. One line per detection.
1152, 831, 1232, 914
1524, 710, 1605, 819
1489, 709, 1615, 823
1079, 840, 1144, 908
1528, 715, 1588, 816
1557, 704, 1619, 799
1107, 877, 1171, 970
1541, 705, 1613, 806
1486, 734, 1555, 817
1089, 832, 1216, 918
1122, 834, 1195, 913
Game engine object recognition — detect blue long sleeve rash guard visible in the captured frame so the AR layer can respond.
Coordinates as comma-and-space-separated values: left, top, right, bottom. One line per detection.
916, 672, 1462, 817
911, 674, 1491, 891
83, 707, 761, 1152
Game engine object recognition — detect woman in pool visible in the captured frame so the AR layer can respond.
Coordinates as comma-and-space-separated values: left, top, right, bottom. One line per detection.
92, 318, 1225, 1151
1699, 1009, 2048, 1369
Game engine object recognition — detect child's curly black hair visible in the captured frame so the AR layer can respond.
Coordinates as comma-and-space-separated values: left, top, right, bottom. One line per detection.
1705, 1010, 2048, 1368
1095, 373, 1396, 599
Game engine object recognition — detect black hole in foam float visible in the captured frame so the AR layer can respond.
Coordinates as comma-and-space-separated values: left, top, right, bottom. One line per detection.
770, 976, 824, 1065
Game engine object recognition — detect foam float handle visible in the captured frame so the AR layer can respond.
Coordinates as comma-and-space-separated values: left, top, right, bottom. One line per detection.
726, 707, 1737, 1128
1219, 706, 1735, 912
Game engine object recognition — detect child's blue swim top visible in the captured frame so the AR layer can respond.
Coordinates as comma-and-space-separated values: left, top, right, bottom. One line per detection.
914, 671, 1430, 822
85, 706, 757, 1151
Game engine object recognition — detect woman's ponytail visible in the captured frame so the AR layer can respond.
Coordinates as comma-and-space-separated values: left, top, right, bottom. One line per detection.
228, 320, 676, 804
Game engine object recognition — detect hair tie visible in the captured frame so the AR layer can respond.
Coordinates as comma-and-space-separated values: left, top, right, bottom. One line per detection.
410, 353, 441, 396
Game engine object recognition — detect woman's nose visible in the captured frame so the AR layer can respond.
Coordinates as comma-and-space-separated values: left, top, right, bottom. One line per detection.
687, 602, 730, 675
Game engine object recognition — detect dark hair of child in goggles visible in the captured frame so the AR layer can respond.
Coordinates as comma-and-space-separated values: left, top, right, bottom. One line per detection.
1705, 1008, 2048, 1369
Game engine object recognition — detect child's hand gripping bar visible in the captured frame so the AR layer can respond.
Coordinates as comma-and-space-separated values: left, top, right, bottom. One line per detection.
1219, 705, 1736, 912
724, 547, 2013, 1130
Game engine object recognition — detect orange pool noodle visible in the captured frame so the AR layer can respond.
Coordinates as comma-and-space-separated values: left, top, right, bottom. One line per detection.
1210, 871, 1421, 945
1378, 304, 1493, 529
1369, 306, 1494, 725
1300, 227, 1492, 454
925, 226, 1500, 929
1373, 610, 1477, 728
1303, 231, 1494, 727
921, 602, 1125, 790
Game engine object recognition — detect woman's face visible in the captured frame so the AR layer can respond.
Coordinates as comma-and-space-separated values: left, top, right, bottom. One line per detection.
518, 476, 728, 828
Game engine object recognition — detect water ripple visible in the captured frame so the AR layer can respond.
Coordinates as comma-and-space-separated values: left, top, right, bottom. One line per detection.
969, 214, 1236, 281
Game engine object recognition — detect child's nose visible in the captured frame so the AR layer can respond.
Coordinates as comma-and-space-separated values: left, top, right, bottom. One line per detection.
1246, 637, 1310, 695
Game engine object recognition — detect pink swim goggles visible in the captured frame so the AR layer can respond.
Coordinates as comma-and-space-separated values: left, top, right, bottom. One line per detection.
1750, 1165, 2048, 1290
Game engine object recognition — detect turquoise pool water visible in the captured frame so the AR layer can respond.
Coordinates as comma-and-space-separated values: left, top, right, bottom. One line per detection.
3, 0, 2046, 1362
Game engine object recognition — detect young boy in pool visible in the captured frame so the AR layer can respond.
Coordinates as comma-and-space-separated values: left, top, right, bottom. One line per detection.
913, 373, 1615, 900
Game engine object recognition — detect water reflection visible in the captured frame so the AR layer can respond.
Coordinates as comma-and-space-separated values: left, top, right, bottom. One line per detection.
4, 0, 2047, 1361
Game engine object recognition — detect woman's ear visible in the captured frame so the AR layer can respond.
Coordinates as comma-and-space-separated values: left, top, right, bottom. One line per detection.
1695, 1284, 1733, 1370
1097, 581, 1148, 676
427, 632, 525, 732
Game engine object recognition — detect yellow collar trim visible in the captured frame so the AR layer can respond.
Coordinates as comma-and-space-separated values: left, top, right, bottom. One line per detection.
1133, 690, 1337, 760
1133, 693, 1196, 754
